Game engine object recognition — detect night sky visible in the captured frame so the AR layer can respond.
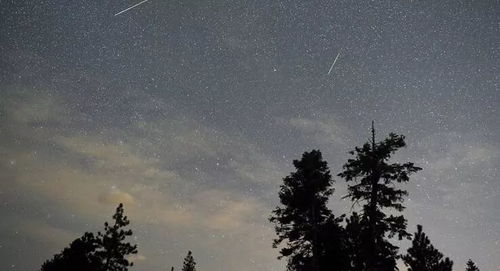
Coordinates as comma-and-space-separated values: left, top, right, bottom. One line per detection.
1, 0, 499, 270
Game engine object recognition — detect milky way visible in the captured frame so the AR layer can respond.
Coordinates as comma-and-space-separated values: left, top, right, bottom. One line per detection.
0, 1, 499, 270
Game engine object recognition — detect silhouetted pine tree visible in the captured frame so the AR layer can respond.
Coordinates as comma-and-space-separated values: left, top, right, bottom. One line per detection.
182, 251, 196, 271
402, 225, 453, 271
96, 203, 138, 271
40, 232, 100, 271
270, 150, 347, 271
465, 259, 479, 271
338, 123, 421, 271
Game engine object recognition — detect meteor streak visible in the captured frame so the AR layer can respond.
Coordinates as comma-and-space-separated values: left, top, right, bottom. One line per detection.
115, 0, 150, 16
328, 51, 341, 75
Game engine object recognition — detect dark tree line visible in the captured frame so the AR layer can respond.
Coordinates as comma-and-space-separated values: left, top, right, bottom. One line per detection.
40, 203, 198, 271
41, 203, 137, 271
270, 124, 479, 271
40, 124, 481, 271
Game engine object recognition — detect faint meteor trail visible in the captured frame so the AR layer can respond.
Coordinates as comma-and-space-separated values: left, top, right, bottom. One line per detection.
114, 0, 150, 16
327, 50, 341, 75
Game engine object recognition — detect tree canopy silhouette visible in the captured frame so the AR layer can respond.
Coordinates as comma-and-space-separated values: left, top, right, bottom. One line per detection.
40, 203, 137, 271
402, 225, 453, 271
344, 212, 366, 271
97, 203, 138, 271
270, 150, 347, 271
182, 251, 196, 271
41, 232, 100, 271
338, 123, 422, 270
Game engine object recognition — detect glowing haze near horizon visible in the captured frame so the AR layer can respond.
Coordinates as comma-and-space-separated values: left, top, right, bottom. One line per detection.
0, 1, 499, 270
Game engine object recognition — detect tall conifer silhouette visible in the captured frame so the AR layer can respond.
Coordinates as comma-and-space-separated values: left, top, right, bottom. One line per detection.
270, 150, 346, 271
97, 203, 138, 271
339, 123, 421, 270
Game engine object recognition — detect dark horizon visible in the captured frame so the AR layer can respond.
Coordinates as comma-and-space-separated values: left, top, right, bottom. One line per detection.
1, 0, 499, 270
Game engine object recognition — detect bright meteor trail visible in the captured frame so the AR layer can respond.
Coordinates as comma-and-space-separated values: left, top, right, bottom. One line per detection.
114, 0, 150, 16
328, 51, 341, 75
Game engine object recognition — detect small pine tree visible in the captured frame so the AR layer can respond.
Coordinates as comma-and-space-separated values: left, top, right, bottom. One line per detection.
182, 251, 196, 271
403, 225, 453, 271
465, 259, 479, 271
96, 203, 138, 271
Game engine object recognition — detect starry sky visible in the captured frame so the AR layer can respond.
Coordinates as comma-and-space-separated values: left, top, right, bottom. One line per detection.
0, 0, 499, 270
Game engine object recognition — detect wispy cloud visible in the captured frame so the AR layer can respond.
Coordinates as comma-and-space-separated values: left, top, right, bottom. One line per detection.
0, 89, 284, 271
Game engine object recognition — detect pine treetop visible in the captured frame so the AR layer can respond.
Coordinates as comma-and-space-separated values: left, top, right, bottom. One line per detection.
466, 259, 480, 271
403, 225, 453, 271
96, 203, 138, 271
182, 251, 196, 271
